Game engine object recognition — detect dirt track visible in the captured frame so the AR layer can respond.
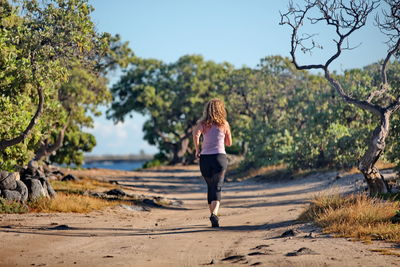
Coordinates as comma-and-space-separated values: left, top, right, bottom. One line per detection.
0, 166, 399, 266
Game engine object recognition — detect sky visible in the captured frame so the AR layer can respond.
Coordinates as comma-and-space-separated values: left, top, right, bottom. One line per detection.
86, 0, 388, 156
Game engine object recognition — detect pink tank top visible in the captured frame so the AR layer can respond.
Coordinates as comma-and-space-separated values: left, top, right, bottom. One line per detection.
201, 124, 227, 155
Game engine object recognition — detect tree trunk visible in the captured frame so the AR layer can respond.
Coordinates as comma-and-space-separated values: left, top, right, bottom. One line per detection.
0, 87, 44, 151
358, 112, 391, 196
170, 138, 190, 165
34, 123, 68, 161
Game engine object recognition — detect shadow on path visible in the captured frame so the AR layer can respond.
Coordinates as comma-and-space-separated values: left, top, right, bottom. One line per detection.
0, 219, 301, 238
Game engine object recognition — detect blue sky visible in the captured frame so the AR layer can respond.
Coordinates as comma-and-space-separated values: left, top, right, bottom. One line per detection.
86, 0, 388, 155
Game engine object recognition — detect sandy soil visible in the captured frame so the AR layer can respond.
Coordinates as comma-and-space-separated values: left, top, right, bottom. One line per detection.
0, 165, 399, 267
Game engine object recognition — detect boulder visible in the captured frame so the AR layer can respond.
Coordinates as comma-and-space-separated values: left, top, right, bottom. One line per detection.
62, 174, 80, 182
15, 180, 29, 203
27, 160, 39, 172
105, 188, 128, 197
2, 190, 21, 202
40, 179, 50, 198
45, 180, 57, 198
25, 179, 47, 200
0, 171, 18, 190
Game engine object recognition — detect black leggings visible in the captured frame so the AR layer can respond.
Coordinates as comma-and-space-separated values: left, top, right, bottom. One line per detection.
199, 154, 228, 204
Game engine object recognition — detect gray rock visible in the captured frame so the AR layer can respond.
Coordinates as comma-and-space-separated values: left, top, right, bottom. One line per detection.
2, 190, 21, 202
45, 180, 57, 198
15, 180, 28, 203
0, 172, 18, 190
105, 188, 127, 197
40, 179, 50, 198
37, 169, 46, 180
280, 229, 298, 237
286, 247, 319, 256
62, 174, 80, 182
25, 179, 47, 200
28, 160, 39, 171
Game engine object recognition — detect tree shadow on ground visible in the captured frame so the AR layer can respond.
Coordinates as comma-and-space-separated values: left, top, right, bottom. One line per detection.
0, 219, 301, 238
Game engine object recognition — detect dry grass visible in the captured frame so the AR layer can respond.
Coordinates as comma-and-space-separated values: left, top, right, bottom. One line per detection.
28, 193, 122, 213
299, 194, 400, 242
50, 178, 116, 195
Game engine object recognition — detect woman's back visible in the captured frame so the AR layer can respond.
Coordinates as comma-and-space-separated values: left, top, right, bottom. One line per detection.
201, 124, 227, 155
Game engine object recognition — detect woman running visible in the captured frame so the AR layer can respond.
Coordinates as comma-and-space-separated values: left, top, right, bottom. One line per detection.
193, 98, 232, 227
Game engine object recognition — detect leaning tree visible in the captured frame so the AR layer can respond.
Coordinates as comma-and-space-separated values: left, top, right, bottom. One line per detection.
280, 0, 400, 195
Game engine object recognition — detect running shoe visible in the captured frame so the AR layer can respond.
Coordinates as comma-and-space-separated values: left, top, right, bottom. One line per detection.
210, 214, 219, 228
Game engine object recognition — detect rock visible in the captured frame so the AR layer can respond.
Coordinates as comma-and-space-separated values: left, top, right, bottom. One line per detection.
49, 224, 72, 230
105, 188, 127, 197
2, 190, 21, 202
304, 232, 316, 238
61, 174, 80, 182
280, 229, 298, 237
15, 180, 29, 203
0, 172, 18, 190
119, 204, 150, 212
25, 179, 47, 200
52, 170, 65, 176
286, 247, 318, 256
28, 160, 39, 171
45, 180, 57, 198
37, 170, 46, 180
40, 179, 50, 198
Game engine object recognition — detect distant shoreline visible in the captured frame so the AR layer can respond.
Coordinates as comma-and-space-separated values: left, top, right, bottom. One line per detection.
84, 154, 153, 163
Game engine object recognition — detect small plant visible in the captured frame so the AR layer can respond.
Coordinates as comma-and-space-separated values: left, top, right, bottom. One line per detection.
0, 197, 28, 214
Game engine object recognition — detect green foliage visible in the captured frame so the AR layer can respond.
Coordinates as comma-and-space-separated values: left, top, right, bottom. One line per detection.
142, 152, 169, 169
0, 0, 133, 169
108, 55, 232, 163
50, 128, 96, 166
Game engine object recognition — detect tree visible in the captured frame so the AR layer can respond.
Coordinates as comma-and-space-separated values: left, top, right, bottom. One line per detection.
34, 34, 134, 164
280, 0, 400, 195
108, 55, 232, 164
0, 0, 133, 169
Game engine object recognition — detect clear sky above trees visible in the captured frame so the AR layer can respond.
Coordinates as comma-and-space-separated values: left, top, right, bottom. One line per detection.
87, 0, 388, 155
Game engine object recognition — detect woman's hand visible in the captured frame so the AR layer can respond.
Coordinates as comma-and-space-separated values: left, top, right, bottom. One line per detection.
195, 149, 201, 158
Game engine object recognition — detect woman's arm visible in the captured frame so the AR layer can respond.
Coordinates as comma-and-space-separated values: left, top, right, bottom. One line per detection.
192, 123, 202, 158
224, 123, 232, 147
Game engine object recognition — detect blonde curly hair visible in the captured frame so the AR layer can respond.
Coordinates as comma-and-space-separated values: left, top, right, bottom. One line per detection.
199, 98, 227, 128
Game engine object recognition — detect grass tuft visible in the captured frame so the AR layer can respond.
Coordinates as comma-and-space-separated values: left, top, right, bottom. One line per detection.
299, 193, 400, 242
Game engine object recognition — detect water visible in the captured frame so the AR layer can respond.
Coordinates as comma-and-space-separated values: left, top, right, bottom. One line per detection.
82, 160, 147, 171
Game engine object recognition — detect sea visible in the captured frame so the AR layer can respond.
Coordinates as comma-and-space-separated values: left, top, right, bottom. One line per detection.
82, 160, 147, 171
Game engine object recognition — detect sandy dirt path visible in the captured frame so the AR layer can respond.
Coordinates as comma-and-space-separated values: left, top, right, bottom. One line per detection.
0, 165, 399, 267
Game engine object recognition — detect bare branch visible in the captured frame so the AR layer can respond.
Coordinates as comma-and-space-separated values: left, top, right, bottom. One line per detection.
324, 70, 383, 116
